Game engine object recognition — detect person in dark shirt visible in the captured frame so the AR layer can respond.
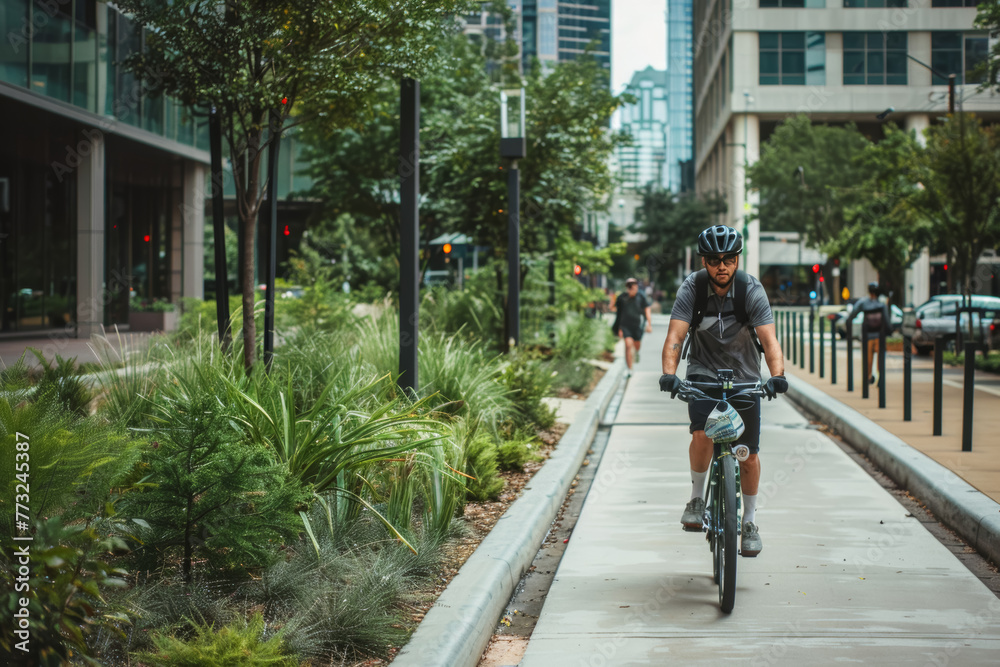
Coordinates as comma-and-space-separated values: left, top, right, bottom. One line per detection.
611, 277, 653, 376
849, 281, 890, 385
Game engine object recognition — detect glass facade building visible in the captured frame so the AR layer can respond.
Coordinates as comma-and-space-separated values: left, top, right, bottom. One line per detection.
616, 67, 668, 191
0, 0, 209, 335
666, 0, 692, 193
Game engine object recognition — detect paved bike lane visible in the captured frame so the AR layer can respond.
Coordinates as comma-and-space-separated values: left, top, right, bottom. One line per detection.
519, 320, 1000, 666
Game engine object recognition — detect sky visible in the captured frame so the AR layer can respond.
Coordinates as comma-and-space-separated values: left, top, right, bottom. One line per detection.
611, 0, 667, 95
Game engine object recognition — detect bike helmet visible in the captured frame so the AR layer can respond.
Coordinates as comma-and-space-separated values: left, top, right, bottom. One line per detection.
697, 225, 744, 256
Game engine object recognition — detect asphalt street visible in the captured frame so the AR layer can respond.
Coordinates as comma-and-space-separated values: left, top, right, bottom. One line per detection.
518, 321, 1000, 666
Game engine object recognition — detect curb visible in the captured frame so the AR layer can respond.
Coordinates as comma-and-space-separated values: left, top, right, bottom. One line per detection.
785, 373, 1000, 567
393, 357, 626, 667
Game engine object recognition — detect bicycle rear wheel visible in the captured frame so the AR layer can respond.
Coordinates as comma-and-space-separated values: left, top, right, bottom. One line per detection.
716, 454, 738, 613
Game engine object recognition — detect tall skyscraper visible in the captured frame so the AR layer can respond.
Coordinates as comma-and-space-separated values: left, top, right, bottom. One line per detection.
666, 0, 693, 194
616, 67, 669, 191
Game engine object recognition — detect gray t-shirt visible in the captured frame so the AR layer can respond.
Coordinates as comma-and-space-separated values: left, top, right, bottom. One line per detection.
670, 272, 774, 381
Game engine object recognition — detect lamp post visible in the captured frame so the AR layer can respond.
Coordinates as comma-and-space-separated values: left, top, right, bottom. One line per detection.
501, 88, 526, 350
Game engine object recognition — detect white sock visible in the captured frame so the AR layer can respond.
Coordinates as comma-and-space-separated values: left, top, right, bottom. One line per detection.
690, 470, 708, 500
743, 494, 758, 526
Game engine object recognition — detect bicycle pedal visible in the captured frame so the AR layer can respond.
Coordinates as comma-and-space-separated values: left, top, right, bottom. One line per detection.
681, 523, 702, 532
740, 550, 760, 558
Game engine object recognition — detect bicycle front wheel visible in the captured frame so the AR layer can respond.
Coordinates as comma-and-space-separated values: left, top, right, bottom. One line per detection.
716, 454, 738, 613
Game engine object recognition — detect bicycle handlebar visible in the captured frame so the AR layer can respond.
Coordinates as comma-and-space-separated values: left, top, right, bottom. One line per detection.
674, 380, 766, 405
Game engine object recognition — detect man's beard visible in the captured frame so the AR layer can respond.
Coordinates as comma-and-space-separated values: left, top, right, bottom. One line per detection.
709, 271, 735, 290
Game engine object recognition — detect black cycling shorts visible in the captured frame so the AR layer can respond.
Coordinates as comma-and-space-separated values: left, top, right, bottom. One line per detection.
686, 374, 761, 453
619, 325, 643, 341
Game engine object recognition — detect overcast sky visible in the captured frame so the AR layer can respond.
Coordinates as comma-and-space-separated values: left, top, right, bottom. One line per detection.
611, 0, 667, 94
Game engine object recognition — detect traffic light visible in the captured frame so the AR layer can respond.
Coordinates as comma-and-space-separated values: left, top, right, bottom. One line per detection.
812, 264, 820, 273
442, 243, 452, 255
573, 264, 582, 276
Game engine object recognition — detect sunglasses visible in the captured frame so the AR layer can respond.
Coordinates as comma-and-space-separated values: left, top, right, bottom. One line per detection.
705, 254, 739, 268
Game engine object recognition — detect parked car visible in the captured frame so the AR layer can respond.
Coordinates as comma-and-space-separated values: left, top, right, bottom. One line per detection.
899, 295, 1000, 355
834, 303, 904, 340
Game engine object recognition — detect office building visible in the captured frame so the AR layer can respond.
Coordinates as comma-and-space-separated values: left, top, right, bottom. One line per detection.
616, 67, 669, 191
693, 0, 999, 305
466, 1, 612, 72
666, 0, 694, 193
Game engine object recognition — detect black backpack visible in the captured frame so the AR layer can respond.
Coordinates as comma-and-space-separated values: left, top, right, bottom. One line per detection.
681, 269, 764, 359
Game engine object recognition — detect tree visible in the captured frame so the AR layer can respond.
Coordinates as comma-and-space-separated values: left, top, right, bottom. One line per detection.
631, 185, 727, 290
748, 115, 871, 246
907, 114, 1000, 296
119, 0, 476, 371
825, 125, 930, 304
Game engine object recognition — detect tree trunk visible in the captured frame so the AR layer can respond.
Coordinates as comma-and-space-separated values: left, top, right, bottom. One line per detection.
236, 126, 266, 374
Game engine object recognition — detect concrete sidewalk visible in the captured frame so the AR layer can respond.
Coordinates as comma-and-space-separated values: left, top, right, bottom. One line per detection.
518, 323, 1000, 665
784, 333, 1000, 503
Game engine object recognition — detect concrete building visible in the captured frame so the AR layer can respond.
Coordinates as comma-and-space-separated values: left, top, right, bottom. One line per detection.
0, 0, 209, 337
693, 0, 999, 306
616, 67, 669, 191
666, 0, 694, 193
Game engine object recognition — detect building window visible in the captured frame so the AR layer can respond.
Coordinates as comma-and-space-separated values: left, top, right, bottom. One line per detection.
843, 32, 907, 85
539, 13, 556, 56
762, 0, 827, 6
844, 1, 906, 7
760, 32, 825, 85
931, 32, 989, 84
931, 0, 978, 6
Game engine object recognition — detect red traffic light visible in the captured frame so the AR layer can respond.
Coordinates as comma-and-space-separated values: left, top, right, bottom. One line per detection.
812, 264, 820, 273
573, 264, 582, 276
143, 235, 150, 242
442, 243, 452, 255
283, 225, 290, 236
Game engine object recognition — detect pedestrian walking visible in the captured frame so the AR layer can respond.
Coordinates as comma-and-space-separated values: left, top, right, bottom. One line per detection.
611, 277, 653, 377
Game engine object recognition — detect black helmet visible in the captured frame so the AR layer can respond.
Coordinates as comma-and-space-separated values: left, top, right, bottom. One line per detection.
697, 225, 743, 255
868, 281, 879, 293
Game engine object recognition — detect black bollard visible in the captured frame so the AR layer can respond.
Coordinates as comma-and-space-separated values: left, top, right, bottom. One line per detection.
799, 313, 806, 370
819, 314, 825, 378
831, 314, 837, 385
861, 320, 870, 399
809, 310, 815, 374
792, 313, 798, 366
878, 323, 886, 409
847, 317, 854, 392
903, 334, 912, 422
963, 342, 976, 452
933, 338, 944, 436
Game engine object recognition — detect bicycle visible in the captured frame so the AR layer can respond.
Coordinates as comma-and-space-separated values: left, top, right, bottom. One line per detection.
673, 369, 764, 614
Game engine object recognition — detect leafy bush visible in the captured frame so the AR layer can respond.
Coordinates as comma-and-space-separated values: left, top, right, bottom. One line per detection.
497, 429, 542, 472
464, 430, 504, 502
123, 375, 307, 581
499, 351, 556, 430
0, 517, 129, 665
28, 348, 91, 416
134, 612, 296, 666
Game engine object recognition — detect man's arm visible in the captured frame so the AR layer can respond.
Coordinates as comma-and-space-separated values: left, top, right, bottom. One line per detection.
662, 318, 690, 374
755, 323, 785, 378
610, 295, 618, 313
644, 306, 653, 332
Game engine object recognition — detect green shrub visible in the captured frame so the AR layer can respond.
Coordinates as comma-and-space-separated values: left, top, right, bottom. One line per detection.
499, 352, 556, 430
551, 358, 595, 394
0, 517, 129, 665
464, 430, 504, 501
28, 348, 92, 416
134, 612, 296, 666
497, 429, 542, 472
123, 376, 307, 581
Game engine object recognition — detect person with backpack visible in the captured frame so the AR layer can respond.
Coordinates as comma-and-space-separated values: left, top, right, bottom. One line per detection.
849, 282, 890, 386
658, 225, 787, 557
611, 277, 653, 377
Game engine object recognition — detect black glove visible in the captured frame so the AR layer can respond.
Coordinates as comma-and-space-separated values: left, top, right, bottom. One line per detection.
659, 373, 682, 398
763, 376, 788, 400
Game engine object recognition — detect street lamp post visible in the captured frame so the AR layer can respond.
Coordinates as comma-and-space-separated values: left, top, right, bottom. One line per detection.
501, 88, 526, 350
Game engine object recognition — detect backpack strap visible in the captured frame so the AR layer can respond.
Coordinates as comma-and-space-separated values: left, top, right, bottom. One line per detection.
682, 270, 764, 358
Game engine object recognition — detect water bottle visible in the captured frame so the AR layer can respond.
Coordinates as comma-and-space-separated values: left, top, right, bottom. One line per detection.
732, 444, 750, 462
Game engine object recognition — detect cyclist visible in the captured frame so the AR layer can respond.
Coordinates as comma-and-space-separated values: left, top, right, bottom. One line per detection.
658, 226, 787, 557
611, 277, 653, 377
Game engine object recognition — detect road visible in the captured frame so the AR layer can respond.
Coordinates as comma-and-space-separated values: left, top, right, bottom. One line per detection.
517, 323, 1000, 666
